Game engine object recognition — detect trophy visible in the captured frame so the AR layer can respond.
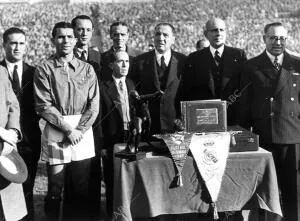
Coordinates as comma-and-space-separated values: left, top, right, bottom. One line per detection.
125, 90, 163, 154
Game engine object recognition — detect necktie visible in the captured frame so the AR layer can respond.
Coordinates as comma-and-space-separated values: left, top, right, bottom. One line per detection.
215, 50, 221, 66
161, 56, 167, 72
274, 56, 280, 71
12, 65, 21, 96
119, 80, 124, 93
80, 50, 87, 62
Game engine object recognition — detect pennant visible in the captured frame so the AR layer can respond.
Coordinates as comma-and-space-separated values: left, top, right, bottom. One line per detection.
154, 132, 192, 187
189, 132, 230, 219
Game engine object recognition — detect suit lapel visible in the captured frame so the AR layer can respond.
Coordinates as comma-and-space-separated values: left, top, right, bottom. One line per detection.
149, 51, 161, 91
221, 46, 233, 90
274, 52, 295, 96
125, 79, 134, 93
254, 52, 279, 88
0, 60, 10, 80
203, 48, 216, 97
106, 80, 123, 118
165, 51, 177, 90
88, 48, 100, 64
22, 62, 30, 89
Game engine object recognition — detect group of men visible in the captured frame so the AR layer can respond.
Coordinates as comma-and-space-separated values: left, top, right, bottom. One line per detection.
0, 13, 299, 221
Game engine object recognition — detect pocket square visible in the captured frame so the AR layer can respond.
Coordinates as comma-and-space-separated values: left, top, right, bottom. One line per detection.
292, 72, 300, 76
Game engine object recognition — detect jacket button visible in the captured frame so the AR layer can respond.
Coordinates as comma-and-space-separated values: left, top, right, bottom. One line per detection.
270, 112, 274, 117
291, 97, 295, 101
270, 97, 274, 102
293, 83, 297, 87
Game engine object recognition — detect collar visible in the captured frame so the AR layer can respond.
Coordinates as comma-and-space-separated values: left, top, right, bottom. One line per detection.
53, 55, 79, 71
155, 49, 172, 66
75, 47, 88, 59
266, 50, 284, 66
112, 45, 127, 52
209, 45, 225, 58
5, 59, 23, 69
75, 47, 88, 54
5, 59, 23, 76
112, 75, 126, 85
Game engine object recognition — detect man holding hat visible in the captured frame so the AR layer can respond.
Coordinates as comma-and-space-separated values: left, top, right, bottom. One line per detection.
0, 65, 27, 221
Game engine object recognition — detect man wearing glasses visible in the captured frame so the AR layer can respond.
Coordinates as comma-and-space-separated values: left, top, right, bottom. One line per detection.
238, 22, 300, 220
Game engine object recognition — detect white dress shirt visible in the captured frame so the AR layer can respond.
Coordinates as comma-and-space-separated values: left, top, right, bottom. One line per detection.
155, 49, 172, 67
209, 45, 225, 59
5, 59, 23, 86
266, 50, 284, 66
75, 47, 88, 61
112, 76, 131, 130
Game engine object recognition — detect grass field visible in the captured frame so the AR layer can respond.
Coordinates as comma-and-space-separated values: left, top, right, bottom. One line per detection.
33, 161, 107, 221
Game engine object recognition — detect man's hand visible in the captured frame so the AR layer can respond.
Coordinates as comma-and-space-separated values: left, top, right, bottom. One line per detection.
174, 118, 184, 131
100, 149, 108, 157
67, 129, 83, 146
0, 127, 18, 147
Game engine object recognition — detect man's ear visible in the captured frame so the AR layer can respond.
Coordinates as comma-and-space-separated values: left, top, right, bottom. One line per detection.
204, 30, 208, 38
263, 35, 267, 44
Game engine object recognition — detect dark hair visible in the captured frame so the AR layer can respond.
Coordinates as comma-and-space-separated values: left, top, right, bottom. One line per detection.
264, 22, 284, 34
71, 15, 94, 28
3, 27, 25, 43
154, 22, 175, 34
52, 22, 73, 38
110, 21, 128, 35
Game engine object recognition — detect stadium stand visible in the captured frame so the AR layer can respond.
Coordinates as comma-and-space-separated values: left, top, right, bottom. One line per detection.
0, 0, 299, 65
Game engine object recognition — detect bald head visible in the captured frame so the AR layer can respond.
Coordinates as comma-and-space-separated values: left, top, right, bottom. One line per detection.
196, 39, 210, 51
204, 18, 226, 49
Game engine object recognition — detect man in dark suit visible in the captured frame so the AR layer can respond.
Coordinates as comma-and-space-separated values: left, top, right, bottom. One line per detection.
72, 15, 102, 219
93, 50, 134, 218
72, 15, 101, 77
178, 17, 247, 125
238, 22, 300, 221
130, 22, 186, 135
101, 21, 143, 81
1, 27, 41, 221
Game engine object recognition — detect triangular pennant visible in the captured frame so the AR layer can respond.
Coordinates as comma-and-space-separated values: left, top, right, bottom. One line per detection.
154, 132, 192, 187
189, 132, 230, 219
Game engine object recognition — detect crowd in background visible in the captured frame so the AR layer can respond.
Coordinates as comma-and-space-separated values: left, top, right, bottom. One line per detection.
0, 0, 299, 65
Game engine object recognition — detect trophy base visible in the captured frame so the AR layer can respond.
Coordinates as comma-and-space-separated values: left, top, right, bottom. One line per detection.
115, 150, 152, 160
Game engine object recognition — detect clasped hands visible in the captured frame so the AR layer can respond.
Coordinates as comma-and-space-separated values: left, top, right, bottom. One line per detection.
67, 129, 83, 146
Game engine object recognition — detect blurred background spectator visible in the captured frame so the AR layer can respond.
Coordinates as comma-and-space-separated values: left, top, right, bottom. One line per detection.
0, 0, 299, 65
196, 38, 210, 51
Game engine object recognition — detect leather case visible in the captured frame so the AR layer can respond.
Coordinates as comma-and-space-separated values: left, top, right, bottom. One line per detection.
181, 100, 227, 133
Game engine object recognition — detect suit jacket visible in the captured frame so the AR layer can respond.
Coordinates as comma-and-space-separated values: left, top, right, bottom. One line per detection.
94, 77, 135, 150
0, 60, 41, 156
130, 50, 187, 134
178, 46, 247, 125
0, 66, 26, 221
0, 66, 20, 133
238, 51, 300, 144
74, 46, 101, 81
100, 46, 143, 81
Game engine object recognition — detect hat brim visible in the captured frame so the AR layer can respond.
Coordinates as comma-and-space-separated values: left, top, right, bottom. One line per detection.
0, 143, 28, 184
